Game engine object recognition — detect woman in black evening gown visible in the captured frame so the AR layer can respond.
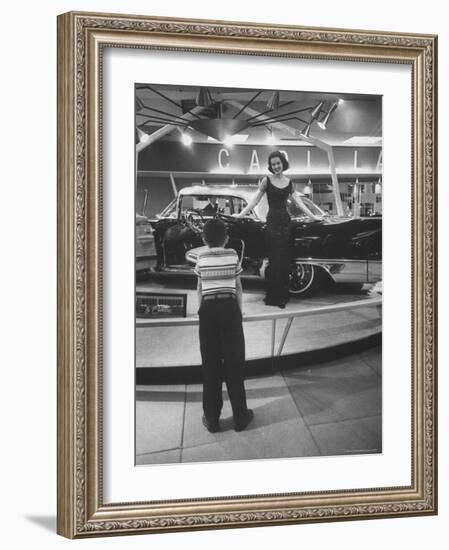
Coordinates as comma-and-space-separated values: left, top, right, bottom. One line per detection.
237, 151, 320, 308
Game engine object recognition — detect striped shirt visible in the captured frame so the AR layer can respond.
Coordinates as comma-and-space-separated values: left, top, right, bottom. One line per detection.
194, 247, 242, 296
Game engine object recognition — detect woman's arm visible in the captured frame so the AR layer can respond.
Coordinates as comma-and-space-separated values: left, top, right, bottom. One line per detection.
291, 192, 321, 221
236, 178, 267, 218
235, 276, 243, 312
197, 278, 202, 308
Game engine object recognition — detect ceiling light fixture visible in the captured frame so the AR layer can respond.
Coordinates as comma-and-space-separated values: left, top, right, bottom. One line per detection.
311, 101, 324, 119
223, 135, 235, 147
181, 132, 193, 146
299, 100, 327, 138
136, 127, 150, 143
300, 121, 313, 138
317, 101, 339, 130
195, 87, 213, 107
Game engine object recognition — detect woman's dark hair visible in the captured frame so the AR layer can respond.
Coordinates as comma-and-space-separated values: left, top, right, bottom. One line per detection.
202, 218, 228, 247
267, 150, 289, 173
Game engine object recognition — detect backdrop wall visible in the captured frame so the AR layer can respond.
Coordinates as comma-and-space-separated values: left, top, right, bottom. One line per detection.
0, 1, 446, 549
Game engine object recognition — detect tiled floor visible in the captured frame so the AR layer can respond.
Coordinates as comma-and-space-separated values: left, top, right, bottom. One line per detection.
136, 345, 382, 465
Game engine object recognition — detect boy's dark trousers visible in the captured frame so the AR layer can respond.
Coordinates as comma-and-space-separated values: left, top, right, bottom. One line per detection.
198, 297, 247, 423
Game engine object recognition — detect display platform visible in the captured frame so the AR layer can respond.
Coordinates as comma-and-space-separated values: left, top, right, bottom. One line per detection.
135, 274, 382, 383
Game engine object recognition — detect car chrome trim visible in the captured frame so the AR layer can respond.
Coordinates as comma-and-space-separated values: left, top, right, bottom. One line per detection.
293, 258, 382, 284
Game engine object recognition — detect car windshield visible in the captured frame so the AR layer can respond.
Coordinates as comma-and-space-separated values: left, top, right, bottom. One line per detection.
163, 191, 323, 221
288, 195, 325, 218
159, 198, 177, 219
179, 195, 248, 217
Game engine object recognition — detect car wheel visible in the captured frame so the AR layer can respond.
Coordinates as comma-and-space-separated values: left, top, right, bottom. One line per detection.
288, 263, 316, 296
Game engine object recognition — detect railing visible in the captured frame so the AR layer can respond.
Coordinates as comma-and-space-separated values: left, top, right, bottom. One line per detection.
136, 296, 382, 359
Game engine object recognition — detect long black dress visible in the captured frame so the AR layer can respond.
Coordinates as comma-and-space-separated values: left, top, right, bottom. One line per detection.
265, 177, 292, 305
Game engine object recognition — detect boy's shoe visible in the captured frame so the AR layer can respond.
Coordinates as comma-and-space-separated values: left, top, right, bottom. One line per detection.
234, 409, 254, 432
202, 415, 219, 433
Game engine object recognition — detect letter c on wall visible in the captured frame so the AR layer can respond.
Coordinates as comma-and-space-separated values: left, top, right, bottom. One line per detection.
218, 148, 230, 169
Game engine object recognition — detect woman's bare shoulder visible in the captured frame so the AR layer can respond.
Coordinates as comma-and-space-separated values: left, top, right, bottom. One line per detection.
259, 177, 268, 191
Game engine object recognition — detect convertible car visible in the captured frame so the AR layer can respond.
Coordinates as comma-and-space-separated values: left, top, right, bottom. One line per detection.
147, 185, 382, 296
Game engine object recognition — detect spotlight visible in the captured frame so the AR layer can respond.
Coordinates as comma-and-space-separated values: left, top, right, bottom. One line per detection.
137, 127, 150, 143
317, 101, 338, 130
311, 101, 324, 119
181, 132, 193, 146
223, 135, 234, 147
299, 101, 325, 138
300, 121, 313, 138
195, 87, 213, 107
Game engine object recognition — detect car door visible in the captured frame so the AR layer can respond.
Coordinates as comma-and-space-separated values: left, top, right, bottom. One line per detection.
226, 195, 266, 262
150, 196, 201, 267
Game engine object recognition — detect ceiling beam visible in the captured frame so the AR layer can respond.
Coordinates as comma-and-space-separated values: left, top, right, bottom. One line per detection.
136, 106, 206, 153
228, 100, 300, 137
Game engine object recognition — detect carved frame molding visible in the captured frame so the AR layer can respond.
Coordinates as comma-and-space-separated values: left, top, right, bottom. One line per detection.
57, 12, 437, 538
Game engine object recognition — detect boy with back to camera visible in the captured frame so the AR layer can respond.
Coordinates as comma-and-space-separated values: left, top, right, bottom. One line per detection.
195, 218, 254, 433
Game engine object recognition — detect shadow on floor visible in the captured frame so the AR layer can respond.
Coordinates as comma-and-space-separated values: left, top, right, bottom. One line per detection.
24, 515, 56, 533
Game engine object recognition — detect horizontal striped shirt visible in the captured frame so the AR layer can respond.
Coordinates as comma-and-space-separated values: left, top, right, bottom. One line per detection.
194, 247, 242, 296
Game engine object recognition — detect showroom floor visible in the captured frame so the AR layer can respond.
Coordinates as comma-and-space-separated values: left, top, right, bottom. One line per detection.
136, 344, 382, 465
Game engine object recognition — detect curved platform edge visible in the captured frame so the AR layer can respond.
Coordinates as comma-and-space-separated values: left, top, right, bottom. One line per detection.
136, 332, 381, 385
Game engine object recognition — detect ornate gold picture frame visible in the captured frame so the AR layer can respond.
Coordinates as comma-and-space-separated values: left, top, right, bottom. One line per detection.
57, 11, 437, 538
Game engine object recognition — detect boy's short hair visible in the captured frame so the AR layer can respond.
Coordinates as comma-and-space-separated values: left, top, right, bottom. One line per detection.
203, 218, 227, 247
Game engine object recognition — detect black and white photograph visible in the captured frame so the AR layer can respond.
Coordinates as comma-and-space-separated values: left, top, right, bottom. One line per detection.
135, 83, 383, 466
2, 0, 444, 544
